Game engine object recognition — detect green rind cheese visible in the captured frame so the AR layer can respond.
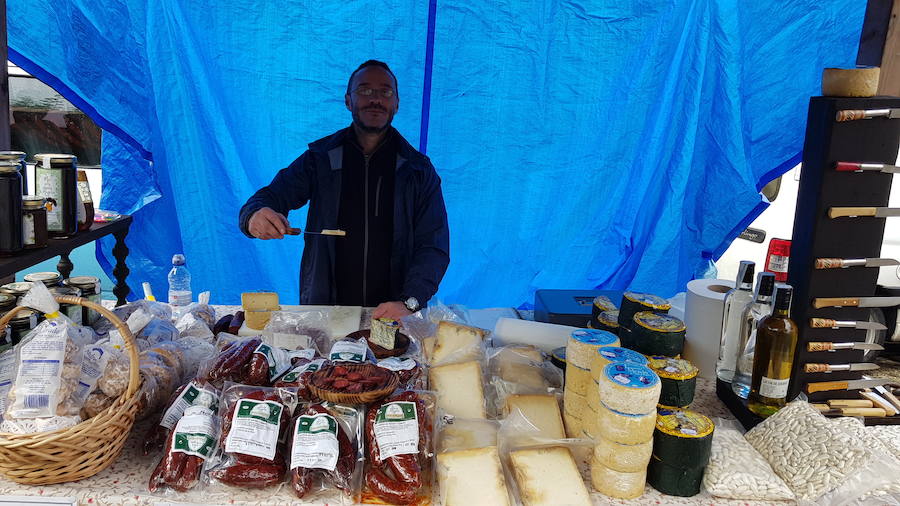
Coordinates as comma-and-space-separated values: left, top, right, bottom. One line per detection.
648, 356, 699, 408
647, 456, 705, 497
594, 310, 620, 335
618, 292, 670, 329
631, 311, 686, 357
591, 295, 617, 321
652, 408, 713, 469
551, 346, 567, 371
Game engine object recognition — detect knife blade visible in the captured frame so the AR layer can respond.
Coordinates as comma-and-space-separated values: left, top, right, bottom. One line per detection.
874, 385, 900, 412
806, 378, 890, 394
809, 318, 887, 330
836, 108, 900, 122
804, 362, 879, 373
835, 162, 900, 174
813, 296, 900, 309
828, 207, 900, 218
861, 389, 899, 415
808, 341, 884, 352
815, 257, 900, 269
286, 228, 347, 236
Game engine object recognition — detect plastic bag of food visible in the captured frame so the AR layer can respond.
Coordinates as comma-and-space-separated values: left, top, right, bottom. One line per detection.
148, 405, 220, 493
327, 338, 376, 364
206, 383, 297, 489
175, 336, 216, 380
376, 357, 427, 390
362, 390, 436, 505
0, 349, 16, 422
139, 318, 180, 347
174, 312, 214, 342
437, 417, 499, 454
264, 310, 330, 353
486, 345, 563, 414
144, 380, 220, 456
68, 341, 119, 417
274, 357, 330, 400
289, 402, 363, 502
96, 345, 130, 399
199, 336, 264, 388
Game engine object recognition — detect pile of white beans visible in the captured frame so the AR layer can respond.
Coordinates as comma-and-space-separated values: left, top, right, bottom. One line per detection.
830, 418, 900, 500
702, 424, 794, 500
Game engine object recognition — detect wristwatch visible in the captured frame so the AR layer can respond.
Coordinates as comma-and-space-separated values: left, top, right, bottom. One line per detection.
402, 296, 420, 313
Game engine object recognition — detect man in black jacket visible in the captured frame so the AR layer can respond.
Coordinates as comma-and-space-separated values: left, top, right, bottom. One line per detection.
239, 60, 450, 319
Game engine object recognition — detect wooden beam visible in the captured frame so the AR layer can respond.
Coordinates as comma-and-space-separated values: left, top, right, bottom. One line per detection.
879, 0, 900, 95
0, 0, 9, 150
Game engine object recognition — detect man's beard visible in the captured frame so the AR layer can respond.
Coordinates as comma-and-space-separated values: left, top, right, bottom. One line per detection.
352, 106, 393, 133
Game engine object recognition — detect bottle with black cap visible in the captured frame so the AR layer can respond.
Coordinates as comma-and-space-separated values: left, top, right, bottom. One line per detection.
716, 260, 754, 383
731, 272, 777, 399
748, 283, 797, 417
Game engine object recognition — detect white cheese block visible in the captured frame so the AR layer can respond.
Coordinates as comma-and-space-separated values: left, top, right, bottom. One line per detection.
591, 461, 646, 500
596, 401, 655, 445
438, 418, 499, 453
822, 67, 880, 97
593, 434, 653, 472
244, 310, 273, 330
566, 329, 619, 369
563, 388, 587, 419
591, 346, 648, 381
510, 446, 592, 506
432, 321, 487, 365
565, 363, 591, 396
494, 346, 548, 389
598, 362, 660, 415
505, 394, 566, 440
438, 446, 511, 506
241, 291, 280, 311
563, 410, 582, 439
430, 361, 486, 419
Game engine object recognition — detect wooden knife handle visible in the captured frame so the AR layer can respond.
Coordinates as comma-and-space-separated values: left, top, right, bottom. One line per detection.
828, 399, 873, 408
836, 110, 867, 122
810, 318, 836, 328
807, 380, 850, 394
813, 297, 860, 309
841, 407, 887, 417
805, 363, 831, 373
815, 258, 843, 269
808, 342, 835, 352
834, 162, 862, 172
828, 207, 877, 218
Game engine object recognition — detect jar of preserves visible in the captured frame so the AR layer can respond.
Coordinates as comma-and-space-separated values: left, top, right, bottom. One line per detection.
0, 160, 23, 256
34, 154, 78, 237
22, 196, 49, 249
49, 285, 82, 325
76, 169, 94, 232
0, 282, 32, 304
0, 151, 26, 195
0, 294, 15, 349
64, 275, 101, 325
8, 309, 39, 345
23, 271, 62, 288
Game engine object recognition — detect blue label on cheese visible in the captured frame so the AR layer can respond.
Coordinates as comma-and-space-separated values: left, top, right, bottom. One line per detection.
597, 346, 648, 366
571, 329, 618, 347
603, 363, 659, 389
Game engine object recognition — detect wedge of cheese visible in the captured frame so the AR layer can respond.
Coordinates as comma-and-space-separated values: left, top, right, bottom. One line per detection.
438, 418, 498, 453
430, 360, 486, 419
438, 446, 510, 506
510, 446, 592, 506
494, 346, 547, 389
505, 394, 565, 440
241, 292, 280, 311
432, 321, 487, 365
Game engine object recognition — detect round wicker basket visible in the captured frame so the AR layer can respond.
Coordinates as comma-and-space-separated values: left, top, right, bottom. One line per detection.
0, 295, 141, 484
308, 363, 399, 405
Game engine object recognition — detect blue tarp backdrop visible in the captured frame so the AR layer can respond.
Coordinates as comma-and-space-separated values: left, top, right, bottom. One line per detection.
8, 1, 865, 307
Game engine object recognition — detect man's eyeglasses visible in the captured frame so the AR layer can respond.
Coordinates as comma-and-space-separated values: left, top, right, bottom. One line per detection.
354, 87, 395, 99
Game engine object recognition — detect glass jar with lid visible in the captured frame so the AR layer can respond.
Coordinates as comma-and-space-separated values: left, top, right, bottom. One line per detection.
23, 271, 62, 288
34, 154, 78, 237
0, 294, 15, 315
49, 285, 82, 324
8, 309, 39, 345
0, 160, 23, 256
64, 276, 101, 325
22, 196, 48, 249
0, 281, 33, 304
0, 151, 27, 194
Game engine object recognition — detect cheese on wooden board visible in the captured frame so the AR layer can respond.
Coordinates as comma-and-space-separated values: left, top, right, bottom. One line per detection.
510, 446, 592, 506
563, 388, 587, 419
438, 418, 498, 453
566, 329, 619, 369
597, 401, 656, 445
430, 361, 486, 419
241, 291, 280, 311
438, 446, 511, 506
370, 317, 399, 350
563, 410, 582, 438
591, 346, 648, 381
244, 310, 273, 330
505, 394, 565, 440
591, 461, 646, 500
593, 434, 653, 472
598, 363, 660, 415
432, 321, 487, 365
821, 67, 880, 97
564, 363, 591, 395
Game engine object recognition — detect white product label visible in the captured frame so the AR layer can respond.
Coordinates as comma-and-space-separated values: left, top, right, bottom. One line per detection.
329, 339, 368, 363
23, 213, 35, 245
278, 358, 327, 384
274, 333, 311, 350
253, 343, 292, 381
377, 357, 416, 372
374, 401, 419, 460
768, 255, 789, 273
288, 349, 317, 362
160, 381, 220, 430
168, 290, 192, 306
10, 320, 67, 418
290, 413, 340, 471
0, 349, 16, 417
759, 376, 790, 399
172, 406, 217, 459
36, 168, 64, 232
70, 344, 111, 408
224, 399, 283, 461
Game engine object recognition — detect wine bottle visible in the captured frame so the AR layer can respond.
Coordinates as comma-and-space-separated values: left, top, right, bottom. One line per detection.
748, 284, 798, 417
716, 260, 755, 382
731, 272, 776, 399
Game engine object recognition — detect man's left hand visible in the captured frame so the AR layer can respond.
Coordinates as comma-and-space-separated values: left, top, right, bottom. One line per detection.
373, 301, 412, 321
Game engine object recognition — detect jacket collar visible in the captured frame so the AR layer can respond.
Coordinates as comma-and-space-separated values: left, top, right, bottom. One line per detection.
308, 126, 426, 171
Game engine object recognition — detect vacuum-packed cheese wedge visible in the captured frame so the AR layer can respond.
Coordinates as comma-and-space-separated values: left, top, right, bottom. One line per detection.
438, 418, 498, 453
598, 362, 660, 415
593, 434, 653, 472
432, 321, 487, 365
430, 360, 486, 418
505, 394, 565, 440
597, 401, 656, 445
438, 446, 511, 506
495, 346, 547, 389
510, 446, 592, 506
591, 461, 646, 500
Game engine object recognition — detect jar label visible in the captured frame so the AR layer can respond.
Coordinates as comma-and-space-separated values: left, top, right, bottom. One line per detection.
23, 214, 35, 245
36, 168, 65, 232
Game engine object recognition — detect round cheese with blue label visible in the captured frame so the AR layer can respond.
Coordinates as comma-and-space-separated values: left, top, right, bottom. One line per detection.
591, 346, 648, 380
567, 329, 620, 369
598, 363, 661, 415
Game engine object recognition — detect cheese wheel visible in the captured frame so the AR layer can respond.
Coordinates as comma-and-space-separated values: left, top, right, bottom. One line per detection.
563, 410, 582, 438
591, 461, 646, 500
597, 401, 656, 445
598, 363, 660, 415
583, 402, 599, 436
647, 356, 699, 408
594, 310, 620, 334
565, 363, 591, 395
821, 67, 880, 97
563, 388, 587, 419
591, 346, 648, 381
591, 296, 617, 322
567, 329, 619, 369
618, 292, 670, 329
593, 435, 653, 472
653, 408, 714, 469
631, 312, 686, 357
647, 456, 705, 497
588, 378, 601, 409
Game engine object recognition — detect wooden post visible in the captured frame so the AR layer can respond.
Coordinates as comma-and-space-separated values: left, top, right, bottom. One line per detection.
879, 0, 900, 95
0, 0, 9, 150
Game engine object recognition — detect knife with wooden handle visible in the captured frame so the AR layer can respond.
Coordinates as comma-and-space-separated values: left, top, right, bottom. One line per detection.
835, 108, 900, 122
815, 257, 900, 269
875, 385, 900, 412
813, 296, 900, 309
806, 378, 890, 394
809, 318, 887, 330
827, 399, 873, 408
862, 389, 898, 415
808, 341, 884, 352
835, 162, 900, 173
828, 207, 900, 218
804, 362, 878, 373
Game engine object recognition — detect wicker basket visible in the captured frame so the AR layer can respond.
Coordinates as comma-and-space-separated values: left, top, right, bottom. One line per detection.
0, 295, 141, 484
309, 363, 399, 404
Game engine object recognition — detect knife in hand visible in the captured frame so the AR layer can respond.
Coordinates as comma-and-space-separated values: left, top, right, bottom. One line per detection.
815, 257, 900, 269
808, 341, 884, 352
804, 362, 879, 373
835, 162, 900, 174
813, 296, 900, 309
836, 108, 900, 122
809, 318, 887, 330
806, 378, 891, 394
286, 228, 347, 236
828, 207, 900, 219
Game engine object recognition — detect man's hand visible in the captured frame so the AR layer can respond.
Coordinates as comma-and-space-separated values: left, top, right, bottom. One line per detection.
248, 207, 291, 240
373, 301, 412, 321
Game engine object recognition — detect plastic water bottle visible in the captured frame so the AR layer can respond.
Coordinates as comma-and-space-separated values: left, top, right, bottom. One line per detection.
167, 254, 192, 307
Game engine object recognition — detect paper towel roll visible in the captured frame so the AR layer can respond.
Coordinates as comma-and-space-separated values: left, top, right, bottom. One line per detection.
492, 318, 580, 352
683, 279, 731, 379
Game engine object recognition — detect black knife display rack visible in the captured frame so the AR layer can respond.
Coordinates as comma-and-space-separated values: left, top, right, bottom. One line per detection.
720, 96, 900, 429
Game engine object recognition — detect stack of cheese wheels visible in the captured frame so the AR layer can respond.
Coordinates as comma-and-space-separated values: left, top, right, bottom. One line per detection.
591, 362, 661, 500
647, 356, 699, 408
592, 310, 620, 335
585, 346, 647, 438
564, 329, 619, 438
617, 292, 670, 348
647, 408, 714, 497
591, 295, 617, 323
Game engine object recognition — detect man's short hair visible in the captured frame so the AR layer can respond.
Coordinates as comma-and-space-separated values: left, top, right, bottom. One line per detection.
346, 60, 398, 95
